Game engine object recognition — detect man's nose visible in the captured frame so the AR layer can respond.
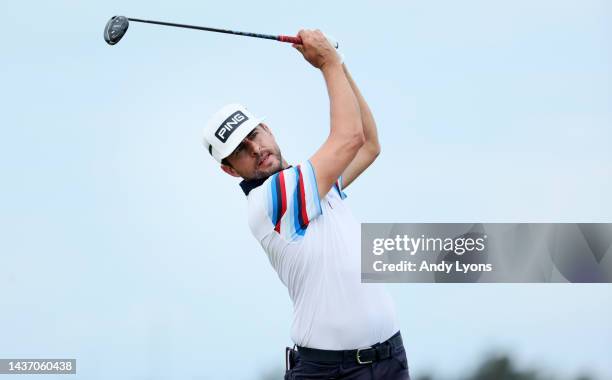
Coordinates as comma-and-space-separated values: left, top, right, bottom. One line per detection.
244, 139, 261, 156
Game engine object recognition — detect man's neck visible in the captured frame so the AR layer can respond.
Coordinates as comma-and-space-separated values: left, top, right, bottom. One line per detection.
239, 161, 291, 196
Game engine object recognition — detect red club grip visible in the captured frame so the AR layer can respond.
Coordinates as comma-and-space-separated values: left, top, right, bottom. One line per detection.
278, 35, 302, 44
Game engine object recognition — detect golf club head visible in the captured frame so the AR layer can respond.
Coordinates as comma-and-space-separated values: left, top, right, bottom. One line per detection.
104, 16, 129, 45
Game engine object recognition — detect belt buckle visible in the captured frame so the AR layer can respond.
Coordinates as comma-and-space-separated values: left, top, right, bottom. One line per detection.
356, 348, 373, 365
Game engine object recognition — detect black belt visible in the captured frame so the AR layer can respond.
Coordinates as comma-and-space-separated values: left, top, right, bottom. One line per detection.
296, 331, 403, 365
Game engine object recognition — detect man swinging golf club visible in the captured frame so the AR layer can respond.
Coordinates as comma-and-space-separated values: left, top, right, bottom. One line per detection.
203, 29, 410, 380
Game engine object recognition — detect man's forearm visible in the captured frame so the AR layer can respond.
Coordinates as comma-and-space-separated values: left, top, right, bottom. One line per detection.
342, 64, 380, 154
321, 62, 363, 142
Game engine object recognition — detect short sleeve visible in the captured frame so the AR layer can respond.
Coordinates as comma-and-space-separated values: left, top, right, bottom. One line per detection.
247, 160, 322, 242
334, 175, 348, 200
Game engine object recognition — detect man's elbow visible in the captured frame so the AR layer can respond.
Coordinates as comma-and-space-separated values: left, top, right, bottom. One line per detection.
362, 139, 380, 161
369, 141, 381, 158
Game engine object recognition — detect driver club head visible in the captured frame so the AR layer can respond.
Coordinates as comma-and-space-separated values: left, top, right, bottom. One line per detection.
104, 16, 129, 45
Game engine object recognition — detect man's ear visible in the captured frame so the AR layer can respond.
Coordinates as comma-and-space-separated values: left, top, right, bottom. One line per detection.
260, 123, 270, 133
221, 164, 241, 177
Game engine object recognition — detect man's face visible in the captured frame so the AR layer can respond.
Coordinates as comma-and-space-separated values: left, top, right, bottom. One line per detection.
221, 123, 283, 180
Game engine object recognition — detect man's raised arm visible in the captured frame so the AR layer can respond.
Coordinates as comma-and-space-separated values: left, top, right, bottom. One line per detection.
338, 64, 381, 189
293, 30, 364, 199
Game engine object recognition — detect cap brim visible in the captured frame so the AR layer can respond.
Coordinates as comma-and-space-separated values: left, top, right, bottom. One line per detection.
218, 117, 265, 160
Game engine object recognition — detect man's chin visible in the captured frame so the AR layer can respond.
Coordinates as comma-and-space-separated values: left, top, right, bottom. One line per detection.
252, 160, 282, 180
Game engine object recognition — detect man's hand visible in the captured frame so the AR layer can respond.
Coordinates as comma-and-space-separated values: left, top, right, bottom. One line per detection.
292, 29, 341, 70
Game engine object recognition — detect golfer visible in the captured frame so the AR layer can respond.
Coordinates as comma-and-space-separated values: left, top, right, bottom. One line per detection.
203, 29, 410, 380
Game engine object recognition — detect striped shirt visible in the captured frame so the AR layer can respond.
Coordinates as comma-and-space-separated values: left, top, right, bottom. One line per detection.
243, 160, 398, 350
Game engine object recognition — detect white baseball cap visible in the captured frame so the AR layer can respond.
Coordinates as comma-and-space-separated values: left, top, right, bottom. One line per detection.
202, 103, 264, 163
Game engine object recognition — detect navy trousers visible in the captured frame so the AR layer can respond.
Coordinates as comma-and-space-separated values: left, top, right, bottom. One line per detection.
284, 341, 410, 380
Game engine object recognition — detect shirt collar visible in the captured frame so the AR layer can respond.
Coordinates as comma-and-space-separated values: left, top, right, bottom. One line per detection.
239, 165, 292, 196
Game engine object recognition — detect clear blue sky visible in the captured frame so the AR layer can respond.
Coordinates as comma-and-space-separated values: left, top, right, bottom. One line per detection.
1, 1, 611, 379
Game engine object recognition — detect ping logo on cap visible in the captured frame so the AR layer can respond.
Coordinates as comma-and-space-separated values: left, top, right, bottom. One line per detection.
215, 110, 249, 143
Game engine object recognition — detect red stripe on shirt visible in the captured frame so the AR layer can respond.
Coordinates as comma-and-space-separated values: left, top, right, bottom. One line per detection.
274, 170, 287, 233
297, 165, 309, 228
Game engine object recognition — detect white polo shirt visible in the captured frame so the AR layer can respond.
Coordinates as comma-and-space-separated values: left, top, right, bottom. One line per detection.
242, 160, 398, 350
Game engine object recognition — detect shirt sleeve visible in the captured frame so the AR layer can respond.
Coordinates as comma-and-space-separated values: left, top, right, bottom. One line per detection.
333, 175, 348, 200
248, 160, 323, 242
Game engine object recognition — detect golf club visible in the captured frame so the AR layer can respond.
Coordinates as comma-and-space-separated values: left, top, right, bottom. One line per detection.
104, 16, 339, 48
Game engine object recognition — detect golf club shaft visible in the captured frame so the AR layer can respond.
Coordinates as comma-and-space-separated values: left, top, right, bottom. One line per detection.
127, 18, 302, 45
